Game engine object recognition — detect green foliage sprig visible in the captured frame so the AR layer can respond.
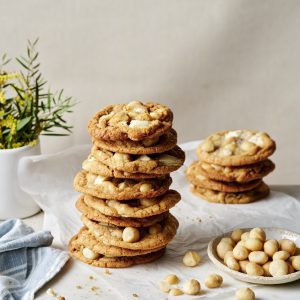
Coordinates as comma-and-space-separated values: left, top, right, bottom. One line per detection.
0, 39, 75, 149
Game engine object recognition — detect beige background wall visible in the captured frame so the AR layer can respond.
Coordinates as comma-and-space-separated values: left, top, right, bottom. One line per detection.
1, 0, 299, 184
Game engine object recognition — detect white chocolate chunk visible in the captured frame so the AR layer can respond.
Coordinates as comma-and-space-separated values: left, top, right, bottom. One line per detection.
122, 227, 140, 243
158, 154, 180, 166
82, 247, 100, 260
94, 176, 110, 185
129, 120, 150, 129
138, 155, 151, 161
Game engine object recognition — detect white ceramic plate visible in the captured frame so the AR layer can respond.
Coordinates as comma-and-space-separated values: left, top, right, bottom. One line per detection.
207, 227, 300, 285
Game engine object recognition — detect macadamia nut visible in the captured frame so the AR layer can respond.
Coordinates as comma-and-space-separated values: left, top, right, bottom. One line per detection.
235, 288, 255, 300
245, 238, 263, 251
241, 232, 250, 241
169, 288, 183, 296
269, 260, 289, 276
183, 279, 201, 295
231, 229, 244, 243
122, 227, 140, 243
262, 261, 271, 276
82, 247, 100, 260
163, 274, 179, 285
205, 274, 223, 288
239, 260, 250, 273
248, 251, 268, 265
233, 245, 249, 260
217, 241, 234, 259
291, 255, 300, 271
249, 228, 266, 242
246, 262, 264, 276
226, 257, 240, 271
273, 250, 290, 261
183, 250, 201, 267
264, 240, 279, 257
279, 239, 297, 255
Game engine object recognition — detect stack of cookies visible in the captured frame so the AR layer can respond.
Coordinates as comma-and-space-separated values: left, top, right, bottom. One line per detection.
69, 101, 185, 268
186, 130, 276, 204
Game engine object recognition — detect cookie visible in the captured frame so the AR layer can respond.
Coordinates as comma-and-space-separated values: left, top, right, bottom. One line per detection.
92, 129, 177, 155
194, 159, 275, 182
81, 214, 179, 250
91, 145, 185, 175
76, 196, 169, 227
69, 234, 165, 268
197, 130, 276, 166
82, 190, 180, 218
75, 227, 164, 257
74, 170, 172, 200
82, 155, 161, 179
88, 101, 173, 141
186, 162, 262, 192
191, 181, 270, 204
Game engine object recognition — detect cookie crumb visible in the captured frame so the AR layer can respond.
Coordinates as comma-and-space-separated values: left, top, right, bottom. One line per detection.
90, 286, 99, 292
89, 275, 95, 280
104, 269, 112, 275
46, 288, 56, 297
75, 285, 82, 289
58, 297, 65, 300
132, 293, 138, 298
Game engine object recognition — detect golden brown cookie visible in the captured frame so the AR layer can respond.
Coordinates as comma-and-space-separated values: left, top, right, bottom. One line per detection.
194, 159, 275, 182
82, 156, 161, 179
92, 129, 177, 155
69, 233, 165, 268
82, 190, 180, 219
81, 214, 179, 250
197, 130, 276, 166
76, 196, 169, 227
186, 162, 262, 192
91, 145, 185, 175
74, 170, 172, 201
190, 181, 270, 204
88, 101, 173, 141
74, 227, 164, 257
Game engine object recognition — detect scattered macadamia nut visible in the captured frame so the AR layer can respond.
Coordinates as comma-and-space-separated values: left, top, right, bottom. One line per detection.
279, 239, 297, 255
205, 274, 223, 288
235, 288, 255, 300
183, 250, 201, 267
122, 227, 140, 243
217, 241, 234, 260
248, 251, 268, 265
269, 260, 289, 276
163, 274, 179, 285
231, 229, 244, 243
264, 240, 279, 257
160, 281, 170, 293
233, 245, 249, 261
183, 279, 201, 295
246, 262, 264, 276
239, 260, 250, 273
249, 228, 266, 242
291, 255, 300, 271
273, 250, 290, 261
245, 238, 263, 251
169, 288, 183, 296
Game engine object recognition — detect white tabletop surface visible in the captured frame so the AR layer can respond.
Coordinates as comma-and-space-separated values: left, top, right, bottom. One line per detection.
16, 185, 300, 300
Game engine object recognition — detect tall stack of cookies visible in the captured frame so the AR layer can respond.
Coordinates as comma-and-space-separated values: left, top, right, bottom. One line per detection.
69, 101, 185, 268
186, 130, 276, 204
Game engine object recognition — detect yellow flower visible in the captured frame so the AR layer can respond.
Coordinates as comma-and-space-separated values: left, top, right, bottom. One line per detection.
0, 115, 17, 135
0, 73, 20, 84
0, 90, 5, 104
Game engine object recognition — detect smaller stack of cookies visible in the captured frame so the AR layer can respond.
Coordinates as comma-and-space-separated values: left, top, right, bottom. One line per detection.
186, 130, 276, 204
69, 101, 185, 268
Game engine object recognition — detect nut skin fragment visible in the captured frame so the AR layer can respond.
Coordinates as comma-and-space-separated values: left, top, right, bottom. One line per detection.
182, 279, 201, 295
235, 288, 256, 300
205, 274, 223, 288
183, 250, 201, 267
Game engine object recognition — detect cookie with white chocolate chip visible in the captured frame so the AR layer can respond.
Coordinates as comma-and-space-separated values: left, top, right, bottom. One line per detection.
186, 162, 262, 192
194, 159, 275, 182
74, 227, 164, 257
74, 170, 172, 200
81, 190, 180, 219
91, 145, 185, 175
88, 101, 173, 142
81, 214, 179, 250
69, 233, 165, 268
92, 128, 177, 155
82, 155, 162, 179
191, 181, 270, 204
76, 196, 169, 227
197, 130, 276, 166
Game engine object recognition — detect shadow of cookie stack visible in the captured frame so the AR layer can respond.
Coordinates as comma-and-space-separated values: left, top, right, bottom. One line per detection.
186, 130, 276, 204
69, 101, 185, 268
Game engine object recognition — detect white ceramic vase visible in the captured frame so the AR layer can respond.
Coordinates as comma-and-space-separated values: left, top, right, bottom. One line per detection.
0, 142, 41, 220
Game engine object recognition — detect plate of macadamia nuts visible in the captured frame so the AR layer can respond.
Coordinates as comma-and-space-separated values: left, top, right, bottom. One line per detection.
207, 227, 300, 284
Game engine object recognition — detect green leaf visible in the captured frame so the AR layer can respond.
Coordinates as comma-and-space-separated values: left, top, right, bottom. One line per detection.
17, 116, 32, 131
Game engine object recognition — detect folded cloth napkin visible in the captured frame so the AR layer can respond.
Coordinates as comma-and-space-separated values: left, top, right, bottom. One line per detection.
0, 219, 69, 300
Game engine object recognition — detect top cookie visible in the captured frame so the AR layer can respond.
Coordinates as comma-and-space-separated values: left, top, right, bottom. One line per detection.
197, 130, 276, 166
88, 101, 173, 141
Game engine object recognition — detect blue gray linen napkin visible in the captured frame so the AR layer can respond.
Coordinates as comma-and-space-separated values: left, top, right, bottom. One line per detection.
0, 219, 69, 300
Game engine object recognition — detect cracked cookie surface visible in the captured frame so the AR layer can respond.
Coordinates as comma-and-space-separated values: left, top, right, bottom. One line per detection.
88, 101, 173, 141
197, 130, 276, 166
74, 170, 172, 200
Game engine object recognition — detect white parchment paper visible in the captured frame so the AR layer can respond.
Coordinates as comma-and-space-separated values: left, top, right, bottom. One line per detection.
19, 141, 300, 300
